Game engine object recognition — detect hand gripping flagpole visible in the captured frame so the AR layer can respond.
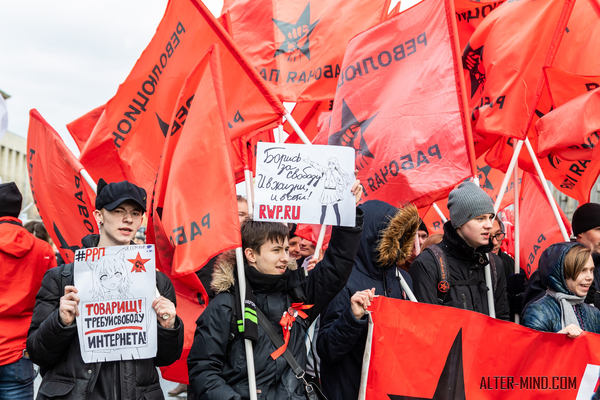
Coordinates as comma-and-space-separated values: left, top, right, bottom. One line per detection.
235, 247, 259, 400
523, 137, 570, 240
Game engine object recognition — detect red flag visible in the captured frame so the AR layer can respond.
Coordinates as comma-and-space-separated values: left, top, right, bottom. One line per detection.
386, 2, 402, 19
464, 0, 575, 140
421, 201, 448, 236
476, 152, 522, 210
363, 296, 600, 399
153, 45, 241, 278
221, 0, 390, 101
283, 101, 333, 144
545, 68, 600, 108
66, 104, 105, 152
454, 0, 505, 53
536, 87, 600, 161
328, 0, 472, 208
230, 130, 276, 184
27, 110, 98, 263
519, 172, 571, 278
78, 0, 285, 195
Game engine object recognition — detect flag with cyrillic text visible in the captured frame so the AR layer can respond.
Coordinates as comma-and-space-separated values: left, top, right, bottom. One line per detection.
27, 109, 98, 264
464, 0, 575, 140
328, 0, 472, 208
78, 0, 285, 196
454, 0, 505, 53
221, 0, 390, 101
519, 172, 571, 278
153, 45, 241, 278
362, 296, 600, 399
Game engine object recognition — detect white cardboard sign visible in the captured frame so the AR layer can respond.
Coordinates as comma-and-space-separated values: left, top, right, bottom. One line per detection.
254, 143, 356, 227
74, 244, 157, 363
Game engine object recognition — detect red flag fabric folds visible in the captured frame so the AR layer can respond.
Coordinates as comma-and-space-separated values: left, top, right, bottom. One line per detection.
328, 0, 472, 208
153, 45, 241, 278
363, 296, 600, 399
519, 172, 571, 278
464, 0, 575, 139
221, 0, 390, 101
66, 104, 105, 153
454, 0, 505, 52
27, 110, 98, 264
78, 0, 285, 195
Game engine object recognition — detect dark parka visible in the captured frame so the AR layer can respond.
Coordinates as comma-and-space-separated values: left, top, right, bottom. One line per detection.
318, 200, 418, 400
27, 235, 184, 400
187, 211, 364, 400
409, 221, 510, 320
522, 242, 600, 333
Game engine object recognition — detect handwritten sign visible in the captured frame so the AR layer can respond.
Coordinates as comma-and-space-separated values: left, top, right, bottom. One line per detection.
74, 244, 157, 363
254, 143, 356, 227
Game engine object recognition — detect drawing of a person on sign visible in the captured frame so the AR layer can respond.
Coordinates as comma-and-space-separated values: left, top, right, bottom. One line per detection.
304, 157, 351, 225
89, 251, 133, 301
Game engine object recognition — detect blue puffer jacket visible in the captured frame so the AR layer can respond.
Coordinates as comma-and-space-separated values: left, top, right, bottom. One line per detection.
317, 200, 418, 400
522, 242, 600, 333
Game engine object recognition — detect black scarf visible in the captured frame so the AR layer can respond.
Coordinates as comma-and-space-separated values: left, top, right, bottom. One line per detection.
234, 265, 291, 342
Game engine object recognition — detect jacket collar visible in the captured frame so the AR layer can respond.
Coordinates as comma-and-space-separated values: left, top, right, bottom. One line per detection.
442, 221, 494, 265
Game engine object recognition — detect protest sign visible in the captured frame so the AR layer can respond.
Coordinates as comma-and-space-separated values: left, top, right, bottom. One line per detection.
74, 244, 157, 363
253, 143, 355, 227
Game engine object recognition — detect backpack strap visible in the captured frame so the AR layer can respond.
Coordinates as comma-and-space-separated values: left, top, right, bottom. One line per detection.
60, 263, 74, 294
487, 252, 498, 292
425, 243, 451, 305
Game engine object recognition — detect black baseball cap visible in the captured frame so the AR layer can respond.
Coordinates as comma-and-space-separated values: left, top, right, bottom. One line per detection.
95, 179, 147, 212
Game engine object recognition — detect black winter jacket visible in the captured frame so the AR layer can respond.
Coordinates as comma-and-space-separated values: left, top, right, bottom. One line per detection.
27, 235, 184, 400
410, 221, 509, 320
187, 211, 363, 400
318, 200, 417, 400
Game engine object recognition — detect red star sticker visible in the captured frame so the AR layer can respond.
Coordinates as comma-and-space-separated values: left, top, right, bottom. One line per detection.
128, 252, 151, 273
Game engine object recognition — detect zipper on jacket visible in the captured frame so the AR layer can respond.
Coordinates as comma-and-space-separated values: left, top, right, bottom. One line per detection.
113, 364, 118, 400
461, 293, 468, 310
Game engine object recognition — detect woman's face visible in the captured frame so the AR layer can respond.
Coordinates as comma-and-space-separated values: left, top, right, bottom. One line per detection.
100, 269, 123, 291
566, 255, 595, 297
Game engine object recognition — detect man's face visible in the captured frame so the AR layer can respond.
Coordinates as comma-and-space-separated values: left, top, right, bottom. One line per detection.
95, 202, 143, 247
578, 227, 600, 254
456, 213, 494, 248
417, 230, 429, 246
247, 238, 290, 275
238, 200, 249, 225
490, 219, 504, 254
299, 238, 316, 257
288, 236, 302, 259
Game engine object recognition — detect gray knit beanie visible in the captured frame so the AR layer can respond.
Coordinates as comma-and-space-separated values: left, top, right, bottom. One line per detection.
448, 182, 495, 228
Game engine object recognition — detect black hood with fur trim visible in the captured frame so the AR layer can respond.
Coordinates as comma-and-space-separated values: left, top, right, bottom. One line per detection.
355, 200, 419, 279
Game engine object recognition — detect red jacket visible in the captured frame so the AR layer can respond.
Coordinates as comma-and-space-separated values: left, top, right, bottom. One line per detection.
0, 216, 56, 365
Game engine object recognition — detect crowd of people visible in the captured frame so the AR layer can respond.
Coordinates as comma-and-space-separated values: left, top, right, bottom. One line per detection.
1, 178, 600, 399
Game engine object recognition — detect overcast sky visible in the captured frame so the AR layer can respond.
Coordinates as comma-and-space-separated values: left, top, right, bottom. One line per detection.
0, 0, 223, 155
1, 0, 405, 156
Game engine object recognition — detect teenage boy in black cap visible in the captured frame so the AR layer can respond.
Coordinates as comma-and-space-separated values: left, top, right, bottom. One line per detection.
27, 179, 184, 399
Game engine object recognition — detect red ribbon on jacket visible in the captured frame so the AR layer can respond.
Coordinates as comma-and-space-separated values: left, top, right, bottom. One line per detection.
270, 303, 313, 360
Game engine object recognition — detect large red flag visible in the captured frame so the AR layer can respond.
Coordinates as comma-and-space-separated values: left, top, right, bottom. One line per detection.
363, 296, 600, 399
328, 0, 472, 208
283, 101, 333, 144
78, 0, 285, 195
519, 172, 571, 278
464, 0, 575, 140
153, 45, 241, 278
221, 0, 390, 101
27, 110, 98, 264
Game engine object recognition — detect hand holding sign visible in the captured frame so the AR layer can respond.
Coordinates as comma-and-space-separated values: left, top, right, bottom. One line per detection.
60, 286, 80, 326
152, 296, 176, 329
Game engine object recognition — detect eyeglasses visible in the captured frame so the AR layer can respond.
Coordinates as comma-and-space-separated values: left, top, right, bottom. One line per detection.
491, 232, 505, 242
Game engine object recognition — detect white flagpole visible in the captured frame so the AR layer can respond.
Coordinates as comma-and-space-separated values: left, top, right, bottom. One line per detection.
244, 169, 254, 218
283, 112, 311, 145
235, 247, 258, 400
80, 168, 98, 194
432, 202, 447, 223
513, 161, 520, 324
493, 140, 524, 214
523, 138, 570, 240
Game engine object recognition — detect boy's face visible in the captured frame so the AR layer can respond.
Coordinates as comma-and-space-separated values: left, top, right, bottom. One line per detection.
456, 213, 494, 248
247, 238, 290, 275
95, 201, 144, 247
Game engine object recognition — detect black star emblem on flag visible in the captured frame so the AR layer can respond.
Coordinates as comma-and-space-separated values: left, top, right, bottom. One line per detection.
328, 100, 377, 170
462, 43, 486, 99
273, 3, 320, 62
388, 329, 466, 400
